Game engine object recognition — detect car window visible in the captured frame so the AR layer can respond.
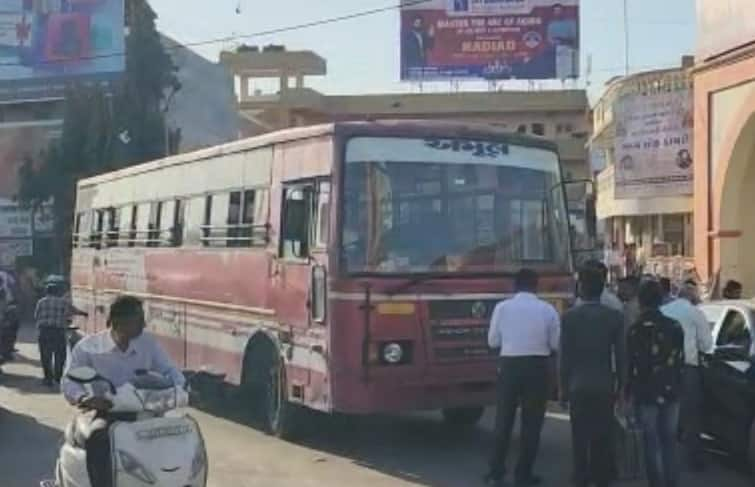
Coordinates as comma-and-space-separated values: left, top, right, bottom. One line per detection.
700, 304, 726, 329
716, 309, 751, 350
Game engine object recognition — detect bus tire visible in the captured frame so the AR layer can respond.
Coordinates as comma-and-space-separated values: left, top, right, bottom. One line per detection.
442, 407, 485, 428
262, 351, 301, 439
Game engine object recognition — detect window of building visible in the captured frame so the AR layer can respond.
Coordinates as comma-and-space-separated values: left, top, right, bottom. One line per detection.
531, 123, 545, 136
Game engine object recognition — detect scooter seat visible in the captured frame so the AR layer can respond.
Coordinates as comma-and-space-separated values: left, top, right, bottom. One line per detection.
66, 413, 107, 448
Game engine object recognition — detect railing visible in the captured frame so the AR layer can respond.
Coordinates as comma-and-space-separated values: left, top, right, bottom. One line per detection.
200, 223, 270, 247
73, 223, 270, 249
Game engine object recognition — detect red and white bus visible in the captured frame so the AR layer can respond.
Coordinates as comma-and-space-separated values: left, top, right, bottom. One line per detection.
70, 121, 584, 436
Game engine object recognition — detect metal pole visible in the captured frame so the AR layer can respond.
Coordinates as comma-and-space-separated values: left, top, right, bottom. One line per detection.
623, 0, 629, 75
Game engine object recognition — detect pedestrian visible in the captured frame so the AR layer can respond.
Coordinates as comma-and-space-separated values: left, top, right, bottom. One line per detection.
561, 265, 626, 487
485, 269, 560, 487
618, 276, 641, 335
35, 282, 87, 386
660, 281, 713, 471
575, 260, 624, 313
659, 277, 674, 305
626, 280, 685, 487
722, 280, 743, 300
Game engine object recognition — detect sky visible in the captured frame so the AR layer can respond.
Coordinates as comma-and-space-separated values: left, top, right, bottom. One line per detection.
149, 0, 696, 101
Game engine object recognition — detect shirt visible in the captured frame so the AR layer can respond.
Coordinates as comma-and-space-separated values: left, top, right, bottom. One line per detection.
661, 298, 714, 366
488, 292, 560, 357
560, 302, 625, 396
575, 289, 624, 313
626, 309, 685, 404
547, 19, 578, 45
35, 296, 77, 329
62, 330, 186, 405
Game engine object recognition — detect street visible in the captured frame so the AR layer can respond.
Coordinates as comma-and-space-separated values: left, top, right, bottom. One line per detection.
0, 324, 749, 487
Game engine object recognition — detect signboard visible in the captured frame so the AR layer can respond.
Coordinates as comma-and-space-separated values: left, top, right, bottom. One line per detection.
697, 0, 755, 61
614, 89, 694, 199
0, 239, 32, 267
0, 0, 125, 102
400, 0, 579, 81
0, 123, 61, 198
0, 203, 31, 238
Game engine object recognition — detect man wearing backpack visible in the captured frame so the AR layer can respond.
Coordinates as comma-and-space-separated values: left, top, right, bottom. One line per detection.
626, 279, 685, 487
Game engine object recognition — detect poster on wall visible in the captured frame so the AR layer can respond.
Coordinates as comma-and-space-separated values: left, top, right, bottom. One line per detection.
0, 0, 125, 102
400, 0, 579, 81
697, 0, 755, 61
614, 89, 694, 199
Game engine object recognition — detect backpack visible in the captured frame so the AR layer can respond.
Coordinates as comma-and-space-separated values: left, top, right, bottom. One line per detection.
629, 315, 684, 403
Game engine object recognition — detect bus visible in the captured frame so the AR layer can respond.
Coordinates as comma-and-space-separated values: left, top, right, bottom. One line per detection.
70, 121, 587, 437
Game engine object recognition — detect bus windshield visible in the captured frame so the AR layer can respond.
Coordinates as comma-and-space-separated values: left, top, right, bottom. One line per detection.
342, 136, 570, 274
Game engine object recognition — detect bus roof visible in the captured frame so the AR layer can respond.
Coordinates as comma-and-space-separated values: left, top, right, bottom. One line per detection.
78, 120, 559, 188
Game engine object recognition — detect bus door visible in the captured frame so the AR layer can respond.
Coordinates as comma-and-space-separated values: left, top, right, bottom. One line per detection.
274, 179, 331, 398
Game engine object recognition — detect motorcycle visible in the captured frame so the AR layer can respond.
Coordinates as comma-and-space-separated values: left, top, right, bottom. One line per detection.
41, 366, 208, 487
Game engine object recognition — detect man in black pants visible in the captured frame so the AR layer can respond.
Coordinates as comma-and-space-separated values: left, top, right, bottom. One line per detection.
486, 269, 561, 487
561, 265, 626, 487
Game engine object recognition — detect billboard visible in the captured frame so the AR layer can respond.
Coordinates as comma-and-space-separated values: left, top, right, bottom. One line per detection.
614, 89, 694, 199
0, 0, 124, 102
697, 0, 755, 61
400, 0, 579, 81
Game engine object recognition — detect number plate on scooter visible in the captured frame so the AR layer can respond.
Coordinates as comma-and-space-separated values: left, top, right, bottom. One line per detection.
135, 424, 192, 440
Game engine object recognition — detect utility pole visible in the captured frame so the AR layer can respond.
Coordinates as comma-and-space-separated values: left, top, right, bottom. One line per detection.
623, 0, 630, 75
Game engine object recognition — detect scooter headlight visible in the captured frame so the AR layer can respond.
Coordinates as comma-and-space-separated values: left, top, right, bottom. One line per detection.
117, 449, 157, 485
191, 445, 207, 479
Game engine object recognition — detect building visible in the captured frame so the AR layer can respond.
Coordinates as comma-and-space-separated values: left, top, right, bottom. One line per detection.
693, 0, 755, 297
220, 48, 591, 183
591, 58, 695, 280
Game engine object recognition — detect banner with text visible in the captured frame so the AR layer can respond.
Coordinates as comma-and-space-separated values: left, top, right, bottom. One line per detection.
0, 0, 124, 102
614, 89, 694, 199
400, 0, 579, 81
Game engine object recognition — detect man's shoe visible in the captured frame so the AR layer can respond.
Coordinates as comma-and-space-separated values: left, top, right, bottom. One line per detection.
515, 475, 542, 487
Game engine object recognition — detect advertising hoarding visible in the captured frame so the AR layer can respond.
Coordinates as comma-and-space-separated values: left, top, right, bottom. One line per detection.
697, 0, 755, 61
0, 0, 124, 102
400, 0, 579, 81
614, 89, 694, 199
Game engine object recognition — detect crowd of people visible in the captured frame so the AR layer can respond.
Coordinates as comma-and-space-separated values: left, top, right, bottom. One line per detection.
485, 263, 742, 487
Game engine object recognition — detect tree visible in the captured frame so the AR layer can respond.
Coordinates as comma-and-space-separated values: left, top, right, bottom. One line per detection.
18, 0, 180, 271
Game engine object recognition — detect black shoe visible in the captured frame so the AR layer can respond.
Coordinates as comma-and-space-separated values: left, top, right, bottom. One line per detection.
483, 472, 506, 487
515, 475, 542, 487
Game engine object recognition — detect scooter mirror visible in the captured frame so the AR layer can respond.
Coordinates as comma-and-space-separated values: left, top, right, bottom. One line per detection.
66, 366, 98, 383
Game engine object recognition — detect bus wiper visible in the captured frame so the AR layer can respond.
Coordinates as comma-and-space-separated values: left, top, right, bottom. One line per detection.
385, 273, 437, 296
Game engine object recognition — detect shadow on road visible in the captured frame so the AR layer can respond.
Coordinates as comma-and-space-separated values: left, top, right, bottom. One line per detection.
0, 370, 58, 395
0, 407, 63, 487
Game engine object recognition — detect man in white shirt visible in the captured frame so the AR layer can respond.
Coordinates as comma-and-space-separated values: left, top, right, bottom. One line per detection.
660, 281, 713, 471
62, 295, 185, 487
486, 269, 560, 487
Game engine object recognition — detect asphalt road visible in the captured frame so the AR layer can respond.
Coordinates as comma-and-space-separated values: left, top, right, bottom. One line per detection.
0, 324, 749, 487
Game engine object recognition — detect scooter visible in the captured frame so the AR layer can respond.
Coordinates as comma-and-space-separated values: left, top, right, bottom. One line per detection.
41, 366, 208, 487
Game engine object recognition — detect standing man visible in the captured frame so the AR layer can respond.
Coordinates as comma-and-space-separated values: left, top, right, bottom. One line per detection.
486, 269, 560, 487
627, 280, 685, 487
575, 261, 624, 313
402, 14, 435, 75
35, 282, 87, 386
661, 281, 713, 471
561, 265, 625, 487
547, 3, 578, 78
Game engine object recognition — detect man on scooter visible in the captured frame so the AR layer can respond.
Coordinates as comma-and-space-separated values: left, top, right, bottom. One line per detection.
61, 295, 186, 487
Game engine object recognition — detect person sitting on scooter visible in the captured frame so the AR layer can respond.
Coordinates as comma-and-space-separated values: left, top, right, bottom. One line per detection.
61, 295, 186, 487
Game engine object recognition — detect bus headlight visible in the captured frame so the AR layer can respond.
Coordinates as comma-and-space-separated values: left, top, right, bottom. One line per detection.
382, 343, 404, 364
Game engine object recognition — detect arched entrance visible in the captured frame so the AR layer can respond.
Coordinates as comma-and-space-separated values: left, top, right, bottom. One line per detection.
718, 114, 755, 297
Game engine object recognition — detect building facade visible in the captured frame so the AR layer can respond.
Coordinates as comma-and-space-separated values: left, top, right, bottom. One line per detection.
591, 58, 695, 280
693, 0, 755, 297
221, 48, 591, 183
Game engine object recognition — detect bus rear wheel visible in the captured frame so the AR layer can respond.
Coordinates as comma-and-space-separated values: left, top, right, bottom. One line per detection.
442, 407, 485, 427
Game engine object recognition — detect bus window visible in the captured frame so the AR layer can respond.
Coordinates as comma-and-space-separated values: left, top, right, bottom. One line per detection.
91, 210, 104, 249
241, 189, 256, 245
227, 191, 242, 246
172, 199, 185, 247
313, 181, 330, 248
73, 212, 84, 247
128, 205, 138, 247
148, 202, 163, 247
281, 185, 313, 259
106, 207, 120, 248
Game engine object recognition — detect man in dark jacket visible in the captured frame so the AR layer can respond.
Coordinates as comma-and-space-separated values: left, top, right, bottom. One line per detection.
561, 265, 626, 487
627, 280, 685, 487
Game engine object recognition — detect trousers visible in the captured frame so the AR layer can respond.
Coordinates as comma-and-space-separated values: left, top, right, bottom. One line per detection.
680, 366, 705, 466
489, 356, 549, 482
638, 401, 680, 487
38, 327, 67, 382
570, 390, 615, 487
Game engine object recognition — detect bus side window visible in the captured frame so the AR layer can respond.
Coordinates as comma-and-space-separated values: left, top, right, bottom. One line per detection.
73, 212, 84, 247
148, 202, 163, 247
128, 205, 138, 247
106, 207, 120, 248
91, 209, 104, 249
172, 199, 186, 247
202, 195, 213, 247
281, 185, 314, 259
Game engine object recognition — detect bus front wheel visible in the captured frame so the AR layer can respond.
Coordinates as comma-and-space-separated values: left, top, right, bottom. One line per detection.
442, 407, 485, 427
